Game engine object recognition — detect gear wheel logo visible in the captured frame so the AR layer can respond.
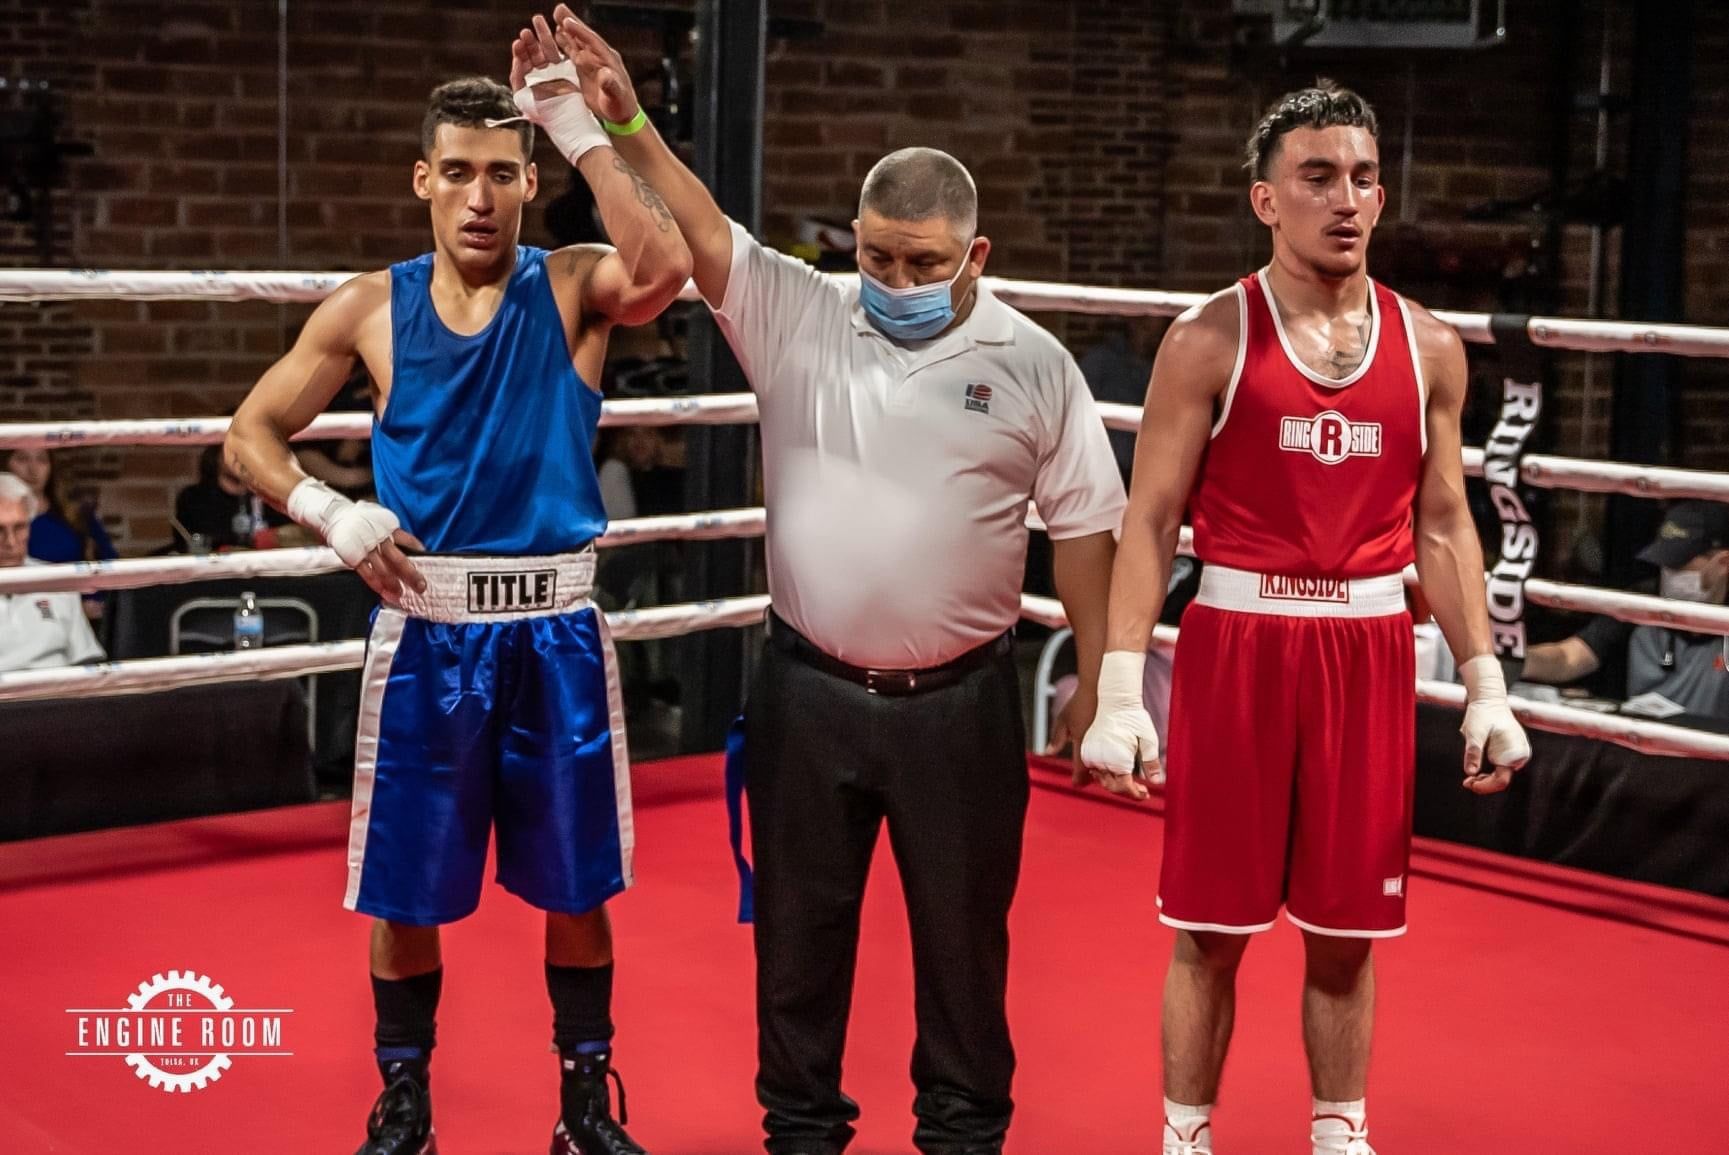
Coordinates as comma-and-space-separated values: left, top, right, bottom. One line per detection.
68, 971, 291, 1093
124, 970, 235, 1093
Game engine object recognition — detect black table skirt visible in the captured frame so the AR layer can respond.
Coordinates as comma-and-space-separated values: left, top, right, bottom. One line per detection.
106, 571, 375, 782
0, 680, 316, 841
1414, 703, 1729, 898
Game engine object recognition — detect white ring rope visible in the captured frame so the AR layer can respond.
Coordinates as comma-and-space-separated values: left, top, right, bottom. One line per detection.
3, 573, 1722, 758
5, 398, 1727, 507
1096, 404, 1729, 503
1016, 594, 1729, 761
0, 507, 769, 596
1161, 529, 1729, 638
8, 268, 1729, 358
0, 594, 772, 704
0, 270, 360, 303
0, 394, 762, 450
1461, 574, 1729, 637
3, 546, 340, 595
4, 503, 1725, 638
1464, 449, 1729, 503
1416, 679, 1729, 760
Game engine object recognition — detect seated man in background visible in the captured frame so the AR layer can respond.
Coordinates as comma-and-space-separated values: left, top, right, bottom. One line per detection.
0, 472, 106, 672
295, 366, 377, 501
1523, 501, 1729, 719
1514, 614, 1631, 690
173, 446, 291, 552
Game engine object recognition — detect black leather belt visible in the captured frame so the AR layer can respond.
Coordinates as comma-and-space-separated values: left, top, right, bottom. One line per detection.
765, 612, 1011, 696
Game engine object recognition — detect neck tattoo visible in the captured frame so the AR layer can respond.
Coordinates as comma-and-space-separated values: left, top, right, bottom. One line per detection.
1316, 309, 1371, 380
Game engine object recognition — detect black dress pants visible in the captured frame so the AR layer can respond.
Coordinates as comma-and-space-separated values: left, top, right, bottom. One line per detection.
744, 635, 1029, 1155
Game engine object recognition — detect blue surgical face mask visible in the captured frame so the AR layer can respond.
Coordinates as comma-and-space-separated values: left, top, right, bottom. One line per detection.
857, 242, 974, 342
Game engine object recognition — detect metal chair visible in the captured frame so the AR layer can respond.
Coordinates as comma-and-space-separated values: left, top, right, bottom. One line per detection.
170, 596, 321, 749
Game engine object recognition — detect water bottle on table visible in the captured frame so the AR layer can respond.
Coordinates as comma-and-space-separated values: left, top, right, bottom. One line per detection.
233, 591, 264, 650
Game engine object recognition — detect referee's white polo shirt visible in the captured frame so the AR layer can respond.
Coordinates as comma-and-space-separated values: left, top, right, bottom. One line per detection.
710, 222, 1126, 669
0, 559, 105, 673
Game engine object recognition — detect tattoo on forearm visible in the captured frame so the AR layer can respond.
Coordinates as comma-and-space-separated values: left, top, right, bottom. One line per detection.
610, 154, 675, 233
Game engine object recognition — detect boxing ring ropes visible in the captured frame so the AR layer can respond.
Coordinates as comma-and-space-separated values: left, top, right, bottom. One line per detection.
3, 271, 1729, 766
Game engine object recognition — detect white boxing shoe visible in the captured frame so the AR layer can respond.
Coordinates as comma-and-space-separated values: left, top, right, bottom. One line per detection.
1312, 1112, 1375, 1155
1164, 1116, 1213, 1154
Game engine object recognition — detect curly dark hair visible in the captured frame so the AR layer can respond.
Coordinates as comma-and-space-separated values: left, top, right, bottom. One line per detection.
1245, 80, 1378, 182
421, 76, 533, 158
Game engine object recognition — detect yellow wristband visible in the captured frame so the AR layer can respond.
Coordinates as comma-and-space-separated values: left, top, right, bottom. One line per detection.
600, 107, 648, 136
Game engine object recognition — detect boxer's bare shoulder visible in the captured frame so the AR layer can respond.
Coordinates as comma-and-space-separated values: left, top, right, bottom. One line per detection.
308, 271, 393, 395
1154, 284, 1245, 404
1399, 294, 1469, 411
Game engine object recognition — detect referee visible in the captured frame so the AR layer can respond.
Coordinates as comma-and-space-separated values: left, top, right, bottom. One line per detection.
551, 14, 1129, 1153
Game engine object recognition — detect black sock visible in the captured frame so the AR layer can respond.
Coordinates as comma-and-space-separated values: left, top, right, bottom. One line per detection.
546, 961, 615, 1056
373, 968, 442, 1080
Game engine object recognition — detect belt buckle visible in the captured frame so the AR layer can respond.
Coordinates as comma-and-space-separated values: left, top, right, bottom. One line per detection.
864, 668, 916, 695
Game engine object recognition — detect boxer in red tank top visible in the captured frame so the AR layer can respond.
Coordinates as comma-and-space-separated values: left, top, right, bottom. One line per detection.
1079, 84, 1531, 1155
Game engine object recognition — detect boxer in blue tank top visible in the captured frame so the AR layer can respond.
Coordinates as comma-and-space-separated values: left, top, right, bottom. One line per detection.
226, 53, 691, 1155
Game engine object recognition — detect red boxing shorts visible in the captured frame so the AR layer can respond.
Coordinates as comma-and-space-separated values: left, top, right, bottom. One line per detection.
1158, 565, 1416, 938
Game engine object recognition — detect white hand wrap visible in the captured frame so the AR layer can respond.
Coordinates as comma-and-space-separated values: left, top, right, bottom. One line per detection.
500, 59, 610, 165
1079, 650, 1162, 782
286, 478, 399, 569
1459, 655, 1532, 772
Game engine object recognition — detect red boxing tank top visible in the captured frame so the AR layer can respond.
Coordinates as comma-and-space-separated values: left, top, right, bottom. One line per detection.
1188, 270, 1426, 579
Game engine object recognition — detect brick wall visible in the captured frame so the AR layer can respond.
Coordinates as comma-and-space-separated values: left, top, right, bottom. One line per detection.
1, 0, 100, 515
1682, 2, 1729, 471
0, 0, 1723, 555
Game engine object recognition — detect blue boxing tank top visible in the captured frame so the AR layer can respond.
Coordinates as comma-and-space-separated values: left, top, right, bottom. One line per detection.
373, 247, 606, 555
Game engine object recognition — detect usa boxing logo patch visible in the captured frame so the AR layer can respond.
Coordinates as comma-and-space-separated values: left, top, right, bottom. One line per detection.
1279, 410, 1381, 465
963, 382, 992, 415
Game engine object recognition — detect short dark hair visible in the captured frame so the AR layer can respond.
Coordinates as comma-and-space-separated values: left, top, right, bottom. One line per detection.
858, 147, 978, 239
421, 77, 533, 158
1245, 80, 1378, 182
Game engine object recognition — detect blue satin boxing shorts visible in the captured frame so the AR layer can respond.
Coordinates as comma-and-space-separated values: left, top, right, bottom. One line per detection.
342, 548, 634, 926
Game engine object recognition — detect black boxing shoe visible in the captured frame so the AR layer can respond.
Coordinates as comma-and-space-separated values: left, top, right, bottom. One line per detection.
356, 1057, 438, 1155
551, 1047, 647, 1155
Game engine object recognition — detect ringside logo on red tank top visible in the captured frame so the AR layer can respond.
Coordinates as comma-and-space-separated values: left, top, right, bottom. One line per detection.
1278, 410, 1382, 464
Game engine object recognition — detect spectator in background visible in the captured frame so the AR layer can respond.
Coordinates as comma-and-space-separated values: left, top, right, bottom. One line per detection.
634, 425, 687, 517
1514, 613, 1633, 691
1, 447, 119, 621
593, 425, 660, 522
0, 447, 118, 565
1523, 500, 1729, 720
295, 367, 377, 500
1078, 318, 1163, 482
172, 445, 288, 552
0, 472, 105, 671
